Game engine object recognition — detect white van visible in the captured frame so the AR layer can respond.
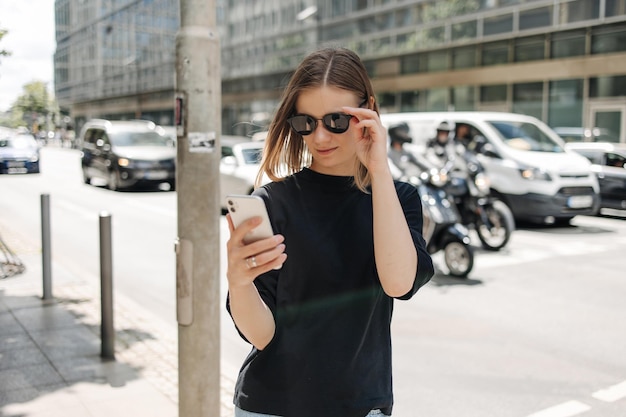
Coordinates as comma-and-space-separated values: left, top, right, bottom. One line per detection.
381, 111, 600, 224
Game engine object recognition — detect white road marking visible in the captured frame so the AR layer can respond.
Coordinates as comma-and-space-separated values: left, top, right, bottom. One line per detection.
526, 400, 591, 417
592, 380, 626, 402
473, 234, 626, 270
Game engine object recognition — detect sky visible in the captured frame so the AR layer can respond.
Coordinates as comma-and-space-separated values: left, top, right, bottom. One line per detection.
0, 0, 56, 112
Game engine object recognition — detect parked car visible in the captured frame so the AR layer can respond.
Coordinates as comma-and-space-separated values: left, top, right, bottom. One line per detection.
565, 142, 626, 211
219, 136, 266, 208
0, 132, 41, 174
380, 112, 600, 224
79, 119, 176, 191
553, 127, 618, 143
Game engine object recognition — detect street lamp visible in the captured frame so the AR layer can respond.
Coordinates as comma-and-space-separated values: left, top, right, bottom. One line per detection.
297, 5, 317, 21
297, 5, 319, 47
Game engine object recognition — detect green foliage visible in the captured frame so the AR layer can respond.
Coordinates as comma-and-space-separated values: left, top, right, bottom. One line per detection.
422, 0, 480, 21
0, 27, 10, 61
0, 82, 58, 131
15, 81, 50, 116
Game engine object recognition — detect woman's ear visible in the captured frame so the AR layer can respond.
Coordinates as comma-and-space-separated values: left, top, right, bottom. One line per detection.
369, 95, 376, 109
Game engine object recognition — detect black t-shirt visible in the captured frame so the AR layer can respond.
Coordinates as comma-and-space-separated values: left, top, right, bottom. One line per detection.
227, 168, 434, 417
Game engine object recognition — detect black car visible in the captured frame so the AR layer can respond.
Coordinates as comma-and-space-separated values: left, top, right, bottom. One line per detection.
0, 132, 41, 174
79, 119, 176, 191
566, 142, 626, 211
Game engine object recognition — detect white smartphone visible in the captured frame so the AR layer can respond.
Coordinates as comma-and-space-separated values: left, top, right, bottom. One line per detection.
225, 194, 274, 244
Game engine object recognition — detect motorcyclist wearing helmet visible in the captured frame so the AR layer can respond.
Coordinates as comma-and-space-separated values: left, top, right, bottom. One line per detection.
424, 121, 459, 169
387, 122, 428, 178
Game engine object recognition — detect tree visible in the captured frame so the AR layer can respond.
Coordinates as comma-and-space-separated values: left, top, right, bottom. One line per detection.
13, 81, 55, 132
0, 27, 11, 67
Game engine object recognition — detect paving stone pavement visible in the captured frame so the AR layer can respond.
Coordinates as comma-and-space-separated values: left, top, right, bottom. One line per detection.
0, 221, 235, 417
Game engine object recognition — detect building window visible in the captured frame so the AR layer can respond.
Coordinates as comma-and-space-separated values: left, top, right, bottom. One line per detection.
419, 26, 445, 47
452, 20, 477, 41
452, 46, 477, 69
606, 0, 626, 17
400, 90, 420, 111
395, 6, 418, 27
401, 53, 420, 74
551, 30, 587, 58
353, 0, 369, 11
397, 32, 417, 51
358, 16, 378, 35
590, 75, 626, 97
372, 36, 392, 54
424, 50, 448, 72
591, 24, 626, 54
548, 79, 583, 128
484, 13, 513, 36
377, 92, 397, 112
424, 88, 448, 111
481, 41, 509, 66
323, 21, 356, 41
519, 6, 552, 31
513, 82, 543, 120
480, 84, 508, 102
331, 0, 349, 17
559, 0, 600, 23
515, 36, 545, 62
375, 12, 394, 30
452, 86, 475, 111
363, 60, 376, 77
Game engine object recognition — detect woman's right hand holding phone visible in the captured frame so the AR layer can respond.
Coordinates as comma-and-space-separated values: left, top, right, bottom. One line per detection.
226, 214, 284, 349
226, 214, 287, 288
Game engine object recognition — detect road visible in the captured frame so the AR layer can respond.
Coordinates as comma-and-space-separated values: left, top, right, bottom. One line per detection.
1, 146, 625, 417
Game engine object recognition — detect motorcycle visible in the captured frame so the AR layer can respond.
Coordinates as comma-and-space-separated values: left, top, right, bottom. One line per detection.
443, 150, 515, 251
394, 159, 475, 278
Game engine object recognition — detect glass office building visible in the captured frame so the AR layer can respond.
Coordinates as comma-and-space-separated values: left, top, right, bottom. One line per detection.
55, 0, 626, 142
54, 0, 179, 130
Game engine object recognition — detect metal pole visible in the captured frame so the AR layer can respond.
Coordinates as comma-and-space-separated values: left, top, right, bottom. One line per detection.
99, 211, 115, 360
176, 0, 221, 415
41, 194, 52, 300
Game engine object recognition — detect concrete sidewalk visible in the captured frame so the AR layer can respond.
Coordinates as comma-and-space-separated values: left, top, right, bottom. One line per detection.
0, 225, 235, 416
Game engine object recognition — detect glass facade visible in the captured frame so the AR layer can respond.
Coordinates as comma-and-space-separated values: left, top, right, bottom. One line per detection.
548, 79, 584, 128
54, 0, 180, 129
54, 0, 626, 141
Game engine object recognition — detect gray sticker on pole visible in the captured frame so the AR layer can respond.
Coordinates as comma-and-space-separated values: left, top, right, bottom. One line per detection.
188, 131, 216, 152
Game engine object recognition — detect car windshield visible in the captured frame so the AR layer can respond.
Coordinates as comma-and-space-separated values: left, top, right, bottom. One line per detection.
0, 135, 38, 149
242, 148, 262, 164
488, 121, 565, 153
109, 131, 171, 147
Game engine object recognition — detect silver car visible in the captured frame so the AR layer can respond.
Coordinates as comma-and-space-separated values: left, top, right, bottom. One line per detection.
80, 119, 176, 191
566, 142, 626, 211
219, 136, 266, 209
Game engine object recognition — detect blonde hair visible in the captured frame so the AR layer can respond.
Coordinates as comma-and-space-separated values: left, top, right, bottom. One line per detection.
255, 47, 379, 193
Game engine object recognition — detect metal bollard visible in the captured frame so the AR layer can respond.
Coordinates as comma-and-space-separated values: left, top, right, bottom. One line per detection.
99, 211, 115, 360
41, 194, 52, 300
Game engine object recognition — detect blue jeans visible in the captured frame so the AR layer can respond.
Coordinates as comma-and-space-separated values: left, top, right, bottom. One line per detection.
234, 406, 389, 416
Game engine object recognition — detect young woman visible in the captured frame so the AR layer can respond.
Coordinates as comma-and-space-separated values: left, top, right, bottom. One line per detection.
225, 47, 434, 417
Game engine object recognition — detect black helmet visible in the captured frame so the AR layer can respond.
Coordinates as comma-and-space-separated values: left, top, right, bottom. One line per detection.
388, 122, 412, 144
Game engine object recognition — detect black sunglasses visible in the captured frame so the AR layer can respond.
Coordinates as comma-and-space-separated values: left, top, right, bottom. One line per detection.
287, 99, 368, 136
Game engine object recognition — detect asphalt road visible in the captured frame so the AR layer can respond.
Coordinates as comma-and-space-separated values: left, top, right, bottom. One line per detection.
1, 146, 625, 417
